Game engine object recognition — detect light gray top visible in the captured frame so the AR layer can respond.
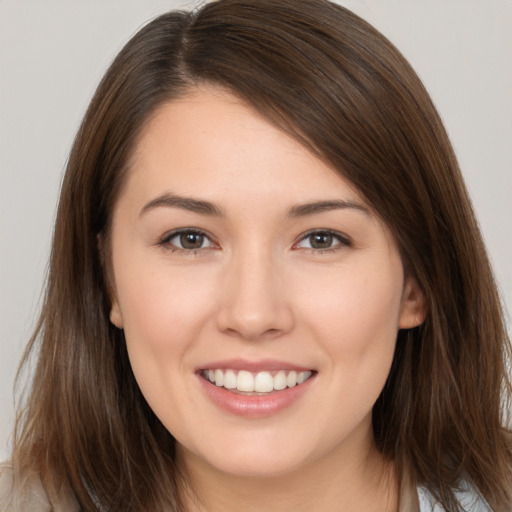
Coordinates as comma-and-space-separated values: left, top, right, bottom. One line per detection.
418, 485, 491, 511
0, 462, 493, 511
0, 463, 78, 511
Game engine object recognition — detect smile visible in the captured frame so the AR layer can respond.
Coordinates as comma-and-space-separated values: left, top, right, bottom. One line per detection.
201, 369, 313, 394
197, 363, 317, 418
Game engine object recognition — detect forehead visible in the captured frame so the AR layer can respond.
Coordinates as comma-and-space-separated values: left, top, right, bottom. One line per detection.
123, 86, 366, 210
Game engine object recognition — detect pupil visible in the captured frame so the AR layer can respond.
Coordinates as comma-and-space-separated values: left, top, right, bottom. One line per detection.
181, 233, 203, 249
311, 233, 332, 249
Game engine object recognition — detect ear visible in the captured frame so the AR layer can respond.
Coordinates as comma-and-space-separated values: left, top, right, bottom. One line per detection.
110, 296, 124, 329
97, 233, 124, 329
399, 277, 427, 329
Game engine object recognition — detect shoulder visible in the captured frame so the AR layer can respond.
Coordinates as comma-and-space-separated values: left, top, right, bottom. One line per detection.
0, 462, 52, 512
418, 484, 491, 512
0, 462, 79, 512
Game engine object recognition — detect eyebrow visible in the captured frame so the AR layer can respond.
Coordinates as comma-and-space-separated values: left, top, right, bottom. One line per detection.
139, 194, 370, 219
287, 200, 370, 218
140, 193, 225, 217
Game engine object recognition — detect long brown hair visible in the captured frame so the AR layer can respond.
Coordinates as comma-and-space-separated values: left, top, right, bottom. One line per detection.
9, 1, 512, 510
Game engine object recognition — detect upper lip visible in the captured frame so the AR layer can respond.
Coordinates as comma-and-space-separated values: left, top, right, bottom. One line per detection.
197, 358, 315, 373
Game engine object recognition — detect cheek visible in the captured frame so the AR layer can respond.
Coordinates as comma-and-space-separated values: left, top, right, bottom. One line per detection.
300, 265, 402, 337
293, 260, 403, 387
112, 256, 218, 375
113, 260, 221, 434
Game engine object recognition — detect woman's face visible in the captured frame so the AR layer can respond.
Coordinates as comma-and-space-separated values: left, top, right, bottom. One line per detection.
109, 87, 425, 478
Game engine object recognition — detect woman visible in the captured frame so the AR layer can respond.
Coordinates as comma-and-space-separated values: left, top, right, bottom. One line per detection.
1, 0, 511, 510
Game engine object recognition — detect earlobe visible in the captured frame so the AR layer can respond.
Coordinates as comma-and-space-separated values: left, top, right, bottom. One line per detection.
97, 233, 123, 329
399, 277, 427, 329
110, 298, 124, 329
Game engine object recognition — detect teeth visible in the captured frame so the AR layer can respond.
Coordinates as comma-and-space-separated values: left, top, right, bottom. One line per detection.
254, 371, 274, 392
204, 369, 313, 393
237, 370, 255, 392
223, 369, 237, 389
297, 371, 309, 384
287, 371, 298, 388
273, 370, 287, 391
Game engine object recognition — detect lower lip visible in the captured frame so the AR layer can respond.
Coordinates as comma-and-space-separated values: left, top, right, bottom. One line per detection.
197, 373, 316, 418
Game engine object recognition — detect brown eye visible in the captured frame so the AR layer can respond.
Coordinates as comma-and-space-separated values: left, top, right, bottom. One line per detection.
161, 229, 215, 252
310, 232, 334, 249
180, 232, 205, 249
295, 230, 351, 251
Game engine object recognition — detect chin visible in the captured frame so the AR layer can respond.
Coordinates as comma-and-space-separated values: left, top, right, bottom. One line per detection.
179, 428, 328, 480
203, 451, 308, 479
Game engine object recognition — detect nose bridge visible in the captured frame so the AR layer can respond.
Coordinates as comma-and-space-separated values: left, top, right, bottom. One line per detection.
216, 242, 293, 340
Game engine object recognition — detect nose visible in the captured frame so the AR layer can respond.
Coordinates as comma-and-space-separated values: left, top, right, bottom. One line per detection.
215, 247, 295, 342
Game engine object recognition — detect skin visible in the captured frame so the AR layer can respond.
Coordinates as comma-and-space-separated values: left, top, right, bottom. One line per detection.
109, 86, 426, 511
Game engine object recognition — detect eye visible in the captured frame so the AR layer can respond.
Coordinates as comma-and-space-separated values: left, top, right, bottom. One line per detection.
159, 229, 216, 252
294, 230, 351, 251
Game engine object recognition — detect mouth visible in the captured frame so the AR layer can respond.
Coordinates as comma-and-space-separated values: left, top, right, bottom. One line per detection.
196, 360, 317, 417
200, 368, 314, 395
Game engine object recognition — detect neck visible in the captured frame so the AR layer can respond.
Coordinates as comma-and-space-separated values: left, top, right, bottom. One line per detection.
177, 436, 399, 512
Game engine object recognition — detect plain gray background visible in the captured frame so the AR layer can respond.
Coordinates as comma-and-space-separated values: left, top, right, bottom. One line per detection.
1, 0, 511, 460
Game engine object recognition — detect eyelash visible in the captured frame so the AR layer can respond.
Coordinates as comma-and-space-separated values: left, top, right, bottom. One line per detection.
293, 229, 352, 254
157, 229, 352, 255
157, 228, 217, 255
